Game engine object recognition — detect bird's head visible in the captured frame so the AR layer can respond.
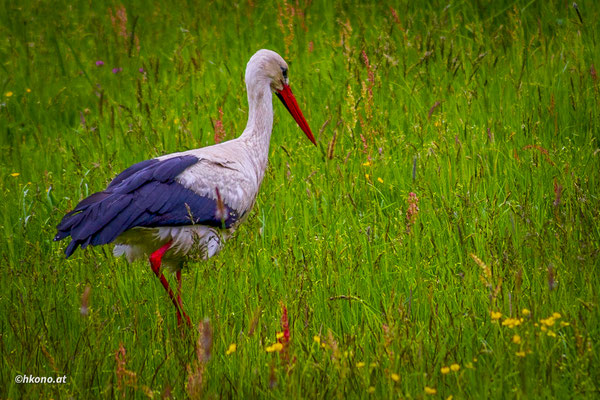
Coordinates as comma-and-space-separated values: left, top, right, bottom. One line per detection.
246, 49, 316, 145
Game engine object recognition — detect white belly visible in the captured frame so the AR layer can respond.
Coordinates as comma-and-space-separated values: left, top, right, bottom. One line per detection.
113, 225, 231, 271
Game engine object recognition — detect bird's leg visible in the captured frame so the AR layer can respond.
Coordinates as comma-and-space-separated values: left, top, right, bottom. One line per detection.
149, 242, 192, 327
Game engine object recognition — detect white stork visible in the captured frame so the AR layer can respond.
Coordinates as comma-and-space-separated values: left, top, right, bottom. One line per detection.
55, 49, 315, 326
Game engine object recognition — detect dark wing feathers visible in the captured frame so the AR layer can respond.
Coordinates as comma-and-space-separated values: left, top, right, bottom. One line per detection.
106, 159, 158, 189
55, 155, 241, 258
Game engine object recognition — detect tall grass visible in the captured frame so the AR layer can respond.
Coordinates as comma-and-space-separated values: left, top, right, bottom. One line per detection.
1, 0, 599, 398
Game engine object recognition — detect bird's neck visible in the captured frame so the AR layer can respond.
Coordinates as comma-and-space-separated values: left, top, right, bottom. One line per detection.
240, 82, 273, 183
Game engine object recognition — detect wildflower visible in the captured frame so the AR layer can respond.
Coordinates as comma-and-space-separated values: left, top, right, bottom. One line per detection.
313, 335, 321, 344
552, 312, 561, 319
276, 332, 284, 339
391, 373, 400, 382
447, 396, 454, 400
139, 67, 145, 73
406, 192, 419, 221
214, 107, 226, 143
522, 308, 531, 316
225, 343, 237, 355
425, 386, 437, 395
10, 173, 20, 177
502, 318, 522, 328
365, 174, 370, 180
540, 317, 555, 327
362, 161, 371, 166
266, 343, 283, 353
547, 330, 557, 338
174, 118, 179, 125
541, 325, 548, 332
279, 303, 290, 349
377, 177, 384, 183
356, 362, 366, 368
516, 351, 526, 357
112, 67, 122, 74
441, 366, 450, 374
26, 88, 31, 93
5, 91, 13, 97
512, 335, 522, 344
450, 363, 460, 372
96, 60, 104, 67
367, 386, 375, 394
490, 311, 502, 320
369, 362, 377, 368
560, 321, 570, 327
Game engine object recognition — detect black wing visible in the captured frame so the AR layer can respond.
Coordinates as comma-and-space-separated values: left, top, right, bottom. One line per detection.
55, 155, 241, 258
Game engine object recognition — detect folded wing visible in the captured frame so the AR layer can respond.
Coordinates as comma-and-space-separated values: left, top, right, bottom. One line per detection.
55, 155, 241, 258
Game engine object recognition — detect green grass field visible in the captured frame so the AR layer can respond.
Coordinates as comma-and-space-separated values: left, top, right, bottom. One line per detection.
1, 0, 599, 398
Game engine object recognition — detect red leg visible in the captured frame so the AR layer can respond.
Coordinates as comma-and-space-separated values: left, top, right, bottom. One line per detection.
149, 242, 192, 327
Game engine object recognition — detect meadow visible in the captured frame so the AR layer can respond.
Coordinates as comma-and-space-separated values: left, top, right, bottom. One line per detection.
1, 0, 599, 398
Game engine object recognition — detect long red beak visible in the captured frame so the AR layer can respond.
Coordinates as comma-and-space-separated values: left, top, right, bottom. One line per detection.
276, 84, 316, 145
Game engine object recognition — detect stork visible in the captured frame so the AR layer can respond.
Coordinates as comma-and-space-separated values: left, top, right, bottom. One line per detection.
54, 49, 315, 327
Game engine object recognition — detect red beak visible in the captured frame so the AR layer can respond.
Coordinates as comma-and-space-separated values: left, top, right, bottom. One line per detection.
276, 84, 316, 145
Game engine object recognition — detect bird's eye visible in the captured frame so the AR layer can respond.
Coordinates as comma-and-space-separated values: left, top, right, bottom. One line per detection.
281, 66, 288, 79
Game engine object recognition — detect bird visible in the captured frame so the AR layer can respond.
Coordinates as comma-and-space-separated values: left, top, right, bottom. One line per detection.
54, 49, 315, 327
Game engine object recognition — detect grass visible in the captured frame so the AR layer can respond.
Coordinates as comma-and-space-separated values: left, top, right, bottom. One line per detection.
1, 0, 599, 398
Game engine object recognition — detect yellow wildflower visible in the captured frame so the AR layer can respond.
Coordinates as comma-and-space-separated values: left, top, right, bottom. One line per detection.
362, 161, 371, 166
560, 321, 570, 327
447, 396, 454, 400
441, 366, 450, 374
491, 311, 502, 320
516, 351, 526, 357
276, 332, 284, 339
367, 386, 375, 394
540, 317, 555, 327
174, 118, 179, 124
225, 343, 237, 355
10, 173, 20, 177
356, 362, 365, 368
266, 343, 283, 352
512, 335, 521, 344
377, 177, 383, 183
552, 312, 561, 319
547, 330, 556, 338
26, 88, 31, 93
5, 91, 13, 97
502, 317, 522, 328
522, 308, 531, 316
541, 325, 547, 332
425, 386, 437, 395
365, 174, 370, 180
450, 363, 460, 372
391, 373, 400, 382
313, 335, 321, 344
